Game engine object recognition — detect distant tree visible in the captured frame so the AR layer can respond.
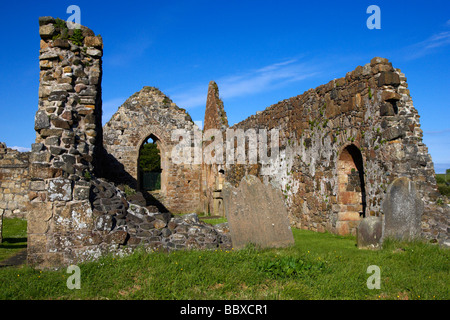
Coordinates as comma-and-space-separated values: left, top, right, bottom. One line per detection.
139, 143, 161, 172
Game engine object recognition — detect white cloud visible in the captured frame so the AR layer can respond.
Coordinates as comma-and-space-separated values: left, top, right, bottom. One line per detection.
406, 31, 450, 59
422, 31, 450, 49
10, 146, 31, 152
170, 59, 320, 109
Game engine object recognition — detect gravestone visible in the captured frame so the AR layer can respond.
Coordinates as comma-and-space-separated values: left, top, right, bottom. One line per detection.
382, 177, 423, 240
222, 175, 294, 249
356, 216, 383, 249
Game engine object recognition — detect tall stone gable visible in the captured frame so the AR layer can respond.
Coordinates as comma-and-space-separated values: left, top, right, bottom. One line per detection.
102, 87, 202, 213
201, 81, 229, 216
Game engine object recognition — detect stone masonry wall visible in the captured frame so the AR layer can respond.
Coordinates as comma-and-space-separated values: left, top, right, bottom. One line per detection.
27, 17, 105, 267
202, 81, 229, 216
102, 86, 202, 214
24, 16, 448, 268
27, 18, 229, 269
0, 143, 30, 220
222, 57, 448, 245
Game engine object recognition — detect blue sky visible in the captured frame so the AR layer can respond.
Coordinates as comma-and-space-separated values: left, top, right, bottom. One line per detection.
0, 0, 449, 172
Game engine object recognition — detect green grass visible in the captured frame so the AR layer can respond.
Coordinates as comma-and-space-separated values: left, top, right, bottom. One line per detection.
0, 218, 27, 261
173, 213, 228, 226
0, 221, 448, 300
200, 217, 228, 225
436, 174, 450, 197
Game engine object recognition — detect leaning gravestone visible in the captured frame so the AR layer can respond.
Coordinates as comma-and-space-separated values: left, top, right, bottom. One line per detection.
222, 175, 294, 249
382, 177, 423, 240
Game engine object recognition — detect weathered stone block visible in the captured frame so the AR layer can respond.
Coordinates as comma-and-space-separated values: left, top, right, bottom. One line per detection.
30, 180, 46, 191
39, 24, 56, 39
26, 202, 53, 234
48, 178, 72, 201
29, 163, 62, 179
338, 211, 361, 221
31, 143, 45, 152
53, 39, 70, 48
38, 16, 55, 26
383, 127, 404, 141
378, 71, 400, 87
381, 91, 401, 101
73, 186, 90, 200
370, 57, 389, 66
95, 215, 115, 231
39, 128, 63, 138
51, 118, 71, 129
45, 136, 60, 146
223, 175, 294, 249
30, 252, 66, 269
105, 230, 128, 245
30, 151, 51, 163
48, 91, 69, 102
86, 48, 102, 57
27, 234, 48, 255
153, 219, 167, 229
50, 146, 65, 155
380, 102, 395, 116
84, 36, 103, 48
336, 221, 350, 236
35, 110, 50, 130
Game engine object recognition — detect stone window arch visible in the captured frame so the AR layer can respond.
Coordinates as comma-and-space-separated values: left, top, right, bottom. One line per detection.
136, 132, 167, 194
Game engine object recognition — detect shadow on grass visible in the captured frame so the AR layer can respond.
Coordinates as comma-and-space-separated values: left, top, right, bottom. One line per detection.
0, 238, 27, 249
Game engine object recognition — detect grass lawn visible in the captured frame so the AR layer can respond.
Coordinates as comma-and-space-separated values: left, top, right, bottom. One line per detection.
0, 217, 448, 300
0, 218, 27, 261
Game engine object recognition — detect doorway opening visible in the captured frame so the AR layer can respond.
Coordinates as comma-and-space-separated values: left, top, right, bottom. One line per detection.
138, 135, 162, 192
336, 144, 366, 234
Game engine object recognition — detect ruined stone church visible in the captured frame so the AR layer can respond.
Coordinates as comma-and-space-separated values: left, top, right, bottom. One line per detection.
0, 17, 448, 268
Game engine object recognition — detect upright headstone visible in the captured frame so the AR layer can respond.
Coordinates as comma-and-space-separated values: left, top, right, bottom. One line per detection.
356, 216, 383, 249
382, 177, 423, 240
223, 175, 294, 249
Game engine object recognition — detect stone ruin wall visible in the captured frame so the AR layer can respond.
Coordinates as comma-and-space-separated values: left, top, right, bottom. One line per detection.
102, 86, 202, 214
221, 57, 448, 244
201, 81, 229, 216
1, 17, 447, 268
25, 17, 230, 269
0, 143, 30, 243
26, 16, 106, 267
0, 143, 30, 220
